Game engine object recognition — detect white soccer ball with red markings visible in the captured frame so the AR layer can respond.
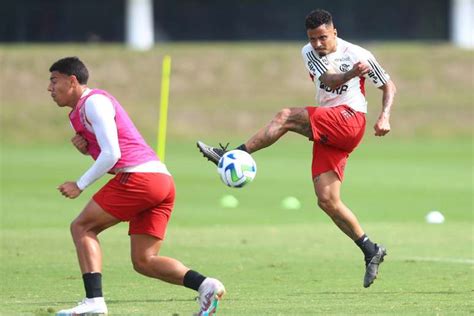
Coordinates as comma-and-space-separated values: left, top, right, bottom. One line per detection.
217, 150, 257, 188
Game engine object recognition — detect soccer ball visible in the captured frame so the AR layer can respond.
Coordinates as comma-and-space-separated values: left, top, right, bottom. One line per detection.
217, 150, 257, 188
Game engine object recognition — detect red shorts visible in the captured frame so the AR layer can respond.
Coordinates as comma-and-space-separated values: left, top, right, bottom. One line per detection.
306, 105, 366, 181
93, 172, 175, 240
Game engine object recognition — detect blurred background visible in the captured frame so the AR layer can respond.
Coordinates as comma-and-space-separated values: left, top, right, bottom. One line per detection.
0, 0, 473, 143
0, 0, 453, 42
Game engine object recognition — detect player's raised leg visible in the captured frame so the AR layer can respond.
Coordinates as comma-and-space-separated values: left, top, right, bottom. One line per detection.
130, 233, 225, 315
244, 107, 311, 152
313, 170, 386, 287
197, 107, 311, 164
57, 199, 120, 315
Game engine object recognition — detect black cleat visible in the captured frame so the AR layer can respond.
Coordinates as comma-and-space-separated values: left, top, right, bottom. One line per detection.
196, 141, 229, 166
363, 244, 387, 288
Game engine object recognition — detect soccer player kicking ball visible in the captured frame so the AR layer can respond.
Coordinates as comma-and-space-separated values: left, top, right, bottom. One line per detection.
197, 9, 396, 288
49, 57, 225, 315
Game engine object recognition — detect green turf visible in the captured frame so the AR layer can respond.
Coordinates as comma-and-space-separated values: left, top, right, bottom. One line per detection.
1, 137, 472, 315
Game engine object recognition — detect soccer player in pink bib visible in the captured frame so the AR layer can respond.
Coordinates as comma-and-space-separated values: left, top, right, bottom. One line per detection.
49, 57, 224, 315
197, 9, 396, 288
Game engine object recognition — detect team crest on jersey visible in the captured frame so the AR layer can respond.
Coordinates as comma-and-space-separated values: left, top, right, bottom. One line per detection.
339, 64, 351, 72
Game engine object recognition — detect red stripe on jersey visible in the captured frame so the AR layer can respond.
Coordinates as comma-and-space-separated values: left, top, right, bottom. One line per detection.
359, 76, 366, 96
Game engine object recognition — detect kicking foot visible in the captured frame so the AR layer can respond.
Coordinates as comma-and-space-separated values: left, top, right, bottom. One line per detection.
56, 297, 108, 315
363, 244, 387, 288
196, 141, 229, 166
196, 278, 226, 316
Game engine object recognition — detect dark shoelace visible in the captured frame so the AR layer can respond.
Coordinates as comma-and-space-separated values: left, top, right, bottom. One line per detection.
218, 142, 230, 153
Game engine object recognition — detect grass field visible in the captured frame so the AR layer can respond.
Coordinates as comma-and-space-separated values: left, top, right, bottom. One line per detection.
1, 136, 473, 315
0, 42, 473, 315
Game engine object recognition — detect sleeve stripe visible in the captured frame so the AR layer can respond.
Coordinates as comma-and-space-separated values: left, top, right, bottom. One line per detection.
313, 61, 325, 75
305, 52, 324, 74
305, 51, 318, 64
367, 59, 387, 85
309, 51, 328, 73
306, 51, 327, 75
372, 60, 389, 83
308, 59, 324, 75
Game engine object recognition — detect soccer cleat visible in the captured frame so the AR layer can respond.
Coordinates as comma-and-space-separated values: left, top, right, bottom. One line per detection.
363, 244, 387, 288
56, 297, 108, 315
196, 278, 226, 316
196, 141, 229, 166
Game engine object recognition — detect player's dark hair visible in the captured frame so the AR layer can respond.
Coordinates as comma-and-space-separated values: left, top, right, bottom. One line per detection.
305, 9, 333, 30
49, 56, 89, 84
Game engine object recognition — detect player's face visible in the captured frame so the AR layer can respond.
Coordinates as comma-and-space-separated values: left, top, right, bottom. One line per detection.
48, 71, 76, 107
307, 23, 337, 56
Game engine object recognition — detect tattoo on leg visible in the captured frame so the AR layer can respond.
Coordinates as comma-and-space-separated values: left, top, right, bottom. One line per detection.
287, 108, 311, 138
246, 107, 311, 152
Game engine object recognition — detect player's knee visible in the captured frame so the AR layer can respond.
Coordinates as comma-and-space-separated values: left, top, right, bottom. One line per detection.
317, 196, 338, 213
70, 219, 85, 239
131, 255, 151, 275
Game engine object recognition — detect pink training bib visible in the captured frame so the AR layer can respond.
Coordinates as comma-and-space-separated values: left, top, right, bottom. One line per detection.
69, 89, 158, 170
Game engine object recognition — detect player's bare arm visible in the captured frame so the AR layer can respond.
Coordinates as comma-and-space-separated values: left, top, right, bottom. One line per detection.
71, 133, 88, 155
57, 181, 82, 199
374, 79, 397, 136
319, 61, 371, 89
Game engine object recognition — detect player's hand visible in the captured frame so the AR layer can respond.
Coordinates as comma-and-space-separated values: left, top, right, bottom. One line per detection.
71, 134, 88, 155
58, 181, 82, 199
374, 113, 391, 136
350, 62, 371, 77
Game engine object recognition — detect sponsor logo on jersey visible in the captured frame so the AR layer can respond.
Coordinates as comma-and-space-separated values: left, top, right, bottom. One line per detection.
319, 83, 349, 95
368, 71, 378, 84
367, 59, 388, 85
335, 57, 351, 62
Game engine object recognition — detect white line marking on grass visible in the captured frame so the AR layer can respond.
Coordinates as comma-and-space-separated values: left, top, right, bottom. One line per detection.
405, 257, 474, 264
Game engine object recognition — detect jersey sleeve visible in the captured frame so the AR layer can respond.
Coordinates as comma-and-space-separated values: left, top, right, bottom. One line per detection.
302, 46, 329, 80
76, 94, 121, 190
355, 48, 390, 87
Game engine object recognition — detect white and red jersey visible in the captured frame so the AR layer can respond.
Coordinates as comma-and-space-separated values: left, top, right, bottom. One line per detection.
301, 37, 390, 113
